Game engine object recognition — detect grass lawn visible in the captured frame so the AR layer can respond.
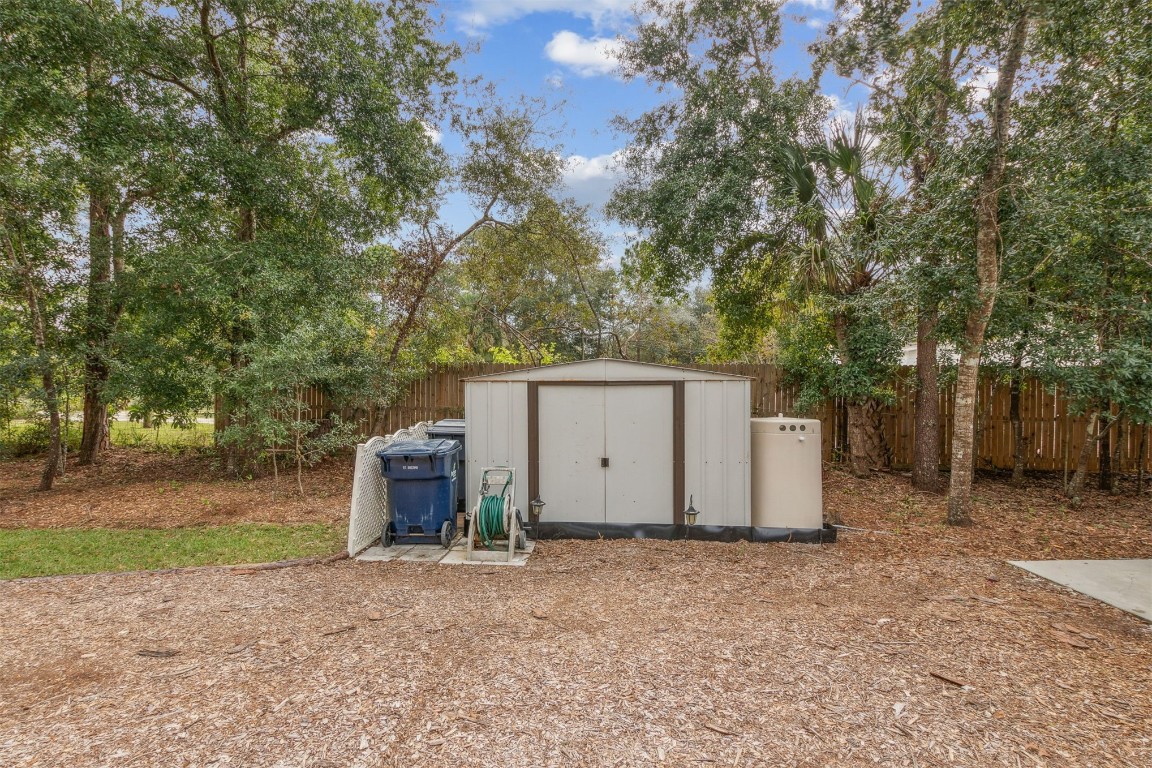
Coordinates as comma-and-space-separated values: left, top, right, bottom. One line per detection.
108, 420, 216, 451
0, 523, 344, 580
2, 419, 216, 457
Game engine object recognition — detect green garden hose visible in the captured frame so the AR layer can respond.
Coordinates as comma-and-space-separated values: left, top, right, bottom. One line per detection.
476, 474, 512, 548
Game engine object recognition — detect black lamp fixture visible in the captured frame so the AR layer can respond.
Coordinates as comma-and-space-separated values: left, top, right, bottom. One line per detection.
684, 494, 700, 526
529, 495, 546, 523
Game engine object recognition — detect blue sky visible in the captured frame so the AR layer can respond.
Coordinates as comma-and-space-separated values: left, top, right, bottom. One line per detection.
431, 1, 851, 261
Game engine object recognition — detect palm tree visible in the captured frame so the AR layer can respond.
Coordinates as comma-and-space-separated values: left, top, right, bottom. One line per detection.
775, 119, 895, 477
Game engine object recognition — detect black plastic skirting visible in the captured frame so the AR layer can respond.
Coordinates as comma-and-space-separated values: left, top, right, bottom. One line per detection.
533, 522, 836, 544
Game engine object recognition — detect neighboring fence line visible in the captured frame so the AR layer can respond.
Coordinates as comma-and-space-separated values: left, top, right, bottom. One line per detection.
217, 363, 1151, 474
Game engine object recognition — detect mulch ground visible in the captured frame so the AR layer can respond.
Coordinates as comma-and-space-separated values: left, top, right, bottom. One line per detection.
0, 449, 351, 529
1, 454, 1150, 767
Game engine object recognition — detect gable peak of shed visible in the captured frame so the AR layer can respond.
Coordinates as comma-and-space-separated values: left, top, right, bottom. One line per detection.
463, 358, 750, 382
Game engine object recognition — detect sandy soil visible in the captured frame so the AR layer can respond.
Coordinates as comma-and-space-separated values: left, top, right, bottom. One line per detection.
1, 460, 1150, 767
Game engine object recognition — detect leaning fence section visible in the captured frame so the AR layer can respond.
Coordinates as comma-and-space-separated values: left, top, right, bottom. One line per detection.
346, 422, 431, 557
220, 363, 1151, 475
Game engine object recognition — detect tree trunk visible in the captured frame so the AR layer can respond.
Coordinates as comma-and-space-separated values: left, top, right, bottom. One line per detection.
836, 400, 850, 463
911, 309, 941, 492
4, 229, 62, 489
1097, 406, 1113, 491
947, 353, 982, 525
846, 398, 888, 478
295, 387, 305, 498
947, 10, 1029, 526
14, 249, 62, 491
1010, 352, 1026, 486
1110, 416, 1124, 496
831, 310, 888, 477
908, 44, 953, 494
78, 190, 115, 465
1138, 424, 1147, 496
1066, 411, 1100, 504
221, 207, 257, 476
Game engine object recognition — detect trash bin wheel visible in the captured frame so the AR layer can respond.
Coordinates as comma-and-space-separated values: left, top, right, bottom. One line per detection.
382, 524, 395, 548
440, 520, 453, 549
517, 529, 527, 551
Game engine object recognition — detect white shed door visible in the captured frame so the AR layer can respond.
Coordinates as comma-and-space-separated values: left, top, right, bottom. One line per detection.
605, 385, 673, 524
538, 385, 673, 524
538, 386, 605, 523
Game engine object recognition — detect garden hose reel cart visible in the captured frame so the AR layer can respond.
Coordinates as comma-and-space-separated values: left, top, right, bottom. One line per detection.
466, 467, 528, 563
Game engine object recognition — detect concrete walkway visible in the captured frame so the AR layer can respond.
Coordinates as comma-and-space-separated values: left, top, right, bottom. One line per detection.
1009, 559, 1152, 622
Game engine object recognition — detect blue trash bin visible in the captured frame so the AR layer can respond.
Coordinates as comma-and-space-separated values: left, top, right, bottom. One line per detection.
376, 439, 460, 548
426, 419, 466, 512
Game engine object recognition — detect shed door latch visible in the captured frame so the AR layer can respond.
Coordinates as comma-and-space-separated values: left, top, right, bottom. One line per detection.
601, 457, 610, 468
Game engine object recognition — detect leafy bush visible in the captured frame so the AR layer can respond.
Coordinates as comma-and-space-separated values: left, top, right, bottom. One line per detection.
0, 420, 81, 458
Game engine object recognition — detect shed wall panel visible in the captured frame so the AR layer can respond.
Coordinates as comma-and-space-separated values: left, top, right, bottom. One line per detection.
727, 380, 752, 526
465, 381, 528, 515
683, 381, 750, 527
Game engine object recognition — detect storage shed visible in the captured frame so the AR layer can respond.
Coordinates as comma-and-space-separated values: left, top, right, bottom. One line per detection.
464, 359, 751, 536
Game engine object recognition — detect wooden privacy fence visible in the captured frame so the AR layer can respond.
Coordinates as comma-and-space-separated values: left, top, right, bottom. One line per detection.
222, 363, 1151, 474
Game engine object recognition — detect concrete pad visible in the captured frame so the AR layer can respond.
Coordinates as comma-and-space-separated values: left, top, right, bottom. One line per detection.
355, 545, 412, 562
1009, 559, 1152, 622
355, 540, 533, 566
398, 545, 450, 563
441, 541, 534, 567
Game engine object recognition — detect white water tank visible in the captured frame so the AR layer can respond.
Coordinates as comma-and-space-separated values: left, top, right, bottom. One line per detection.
750, 417, 823, 529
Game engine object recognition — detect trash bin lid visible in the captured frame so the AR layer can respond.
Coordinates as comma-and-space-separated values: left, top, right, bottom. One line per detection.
427, 418, 465, 435
376, 439, 460, 459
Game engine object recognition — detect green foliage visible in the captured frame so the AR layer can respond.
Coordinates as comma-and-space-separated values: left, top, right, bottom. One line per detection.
0, 419, 80, 459
0, 524, 343, 580
215, 315, 381, 462
454, 197, 613, 363
610, 0, 902, 398
777, 294, 902, 412
488, 344, 560, 366
610, 0, 827, 298
3, 1, 460, 477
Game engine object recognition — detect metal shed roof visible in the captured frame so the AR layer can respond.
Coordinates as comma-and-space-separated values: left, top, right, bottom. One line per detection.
462, 358, 750, 382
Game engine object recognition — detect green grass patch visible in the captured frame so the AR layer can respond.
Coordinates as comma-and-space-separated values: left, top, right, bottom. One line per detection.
0, 523, 344, 580
1, 419, 216, 457
109, 421, 216, 452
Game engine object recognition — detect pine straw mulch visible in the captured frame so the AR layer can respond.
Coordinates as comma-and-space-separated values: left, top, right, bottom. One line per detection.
2, 466, 1151, 767
823, 468, 1152, 562
0, 449, 352, 529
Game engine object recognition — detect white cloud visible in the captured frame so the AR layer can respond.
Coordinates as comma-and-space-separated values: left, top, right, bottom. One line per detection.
825, 93, 855, 127
457, 0, 634, 33
544, 30, 623, 77
966, 66, 999, 102
785, 0, 835, 10
422, 121, 443, 144
805, 17, 828, 30
561, 151, 623, 210
545, 72, 565, 89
